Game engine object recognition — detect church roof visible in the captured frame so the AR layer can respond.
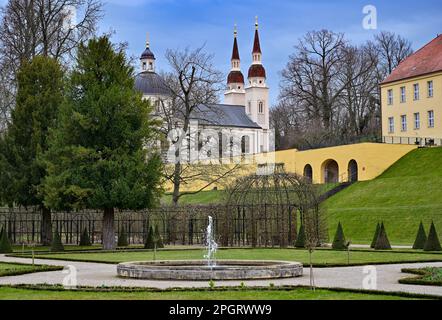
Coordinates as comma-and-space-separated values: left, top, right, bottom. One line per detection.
381, 35, 442, 85
227, 70, 245, 84
140, 47, 155, 60
232, 36, 240, 60
190, 104, 262, 129
252, 29, 262, 54
248, 64, 266, 78
134, 71, 170, 96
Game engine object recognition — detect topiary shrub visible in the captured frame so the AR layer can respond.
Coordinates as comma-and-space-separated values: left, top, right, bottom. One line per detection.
294, 222, 306, 248
332, 222, 346, 250
370, 222, 380, 249
51, 229, 64, 252
79, 228, 91, 246
374, 222, 391, 250
412, 222, 427, 250
0, 227, 12, 253
144, 225, 155, 249
154, 225, 164, 249
423, 222, 442, 252
117, 226, 129, 247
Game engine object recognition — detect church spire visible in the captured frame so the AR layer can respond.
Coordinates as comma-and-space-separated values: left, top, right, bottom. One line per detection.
227, 24, 244, 85
252, 16, 262, 54
140, 32, 156, 72
231, 24, 240, 60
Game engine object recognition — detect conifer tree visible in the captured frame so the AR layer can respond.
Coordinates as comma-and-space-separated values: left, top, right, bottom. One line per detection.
412, 222, 427, 250
118, 226, 129, 247
423, 222, 442, 252
79, 228, 92, 246
370, 222, 380, 248
332, 222, 346, 250
0, 227, 12, 253
51, 229, 64, 252
295, 222, 306, 248
374, 222, 391, 250
144, 225, 155, 249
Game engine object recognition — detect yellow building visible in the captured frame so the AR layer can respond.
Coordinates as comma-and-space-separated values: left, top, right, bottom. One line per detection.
381, 35, 442, 146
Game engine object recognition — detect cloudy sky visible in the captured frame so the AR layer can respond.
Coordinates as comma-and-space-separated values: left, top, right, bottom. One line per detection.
2, 0, 441, 104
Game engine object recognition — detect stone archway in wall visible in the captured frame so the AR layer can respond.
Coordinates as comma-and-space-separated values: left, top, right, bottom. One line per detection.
322, 159, 339, 184
348, 159, 358, 183
303, 164, 313, 182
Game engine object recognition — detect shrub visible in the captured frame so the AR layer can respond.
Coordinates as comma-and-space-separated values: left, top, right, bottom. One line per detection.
424, 222, 442, 252
370, 222, 380, 249
412, 222, 427, 250
0, 227, 12, 253
144, 225, 155, 249
154, 225, 164, 249
117, 226, 129, 247
295, 222, 306, 248
51, 229, 64, 252
374, 222, 391, 250
332, 222, 346, 250
79, 228, 92, 246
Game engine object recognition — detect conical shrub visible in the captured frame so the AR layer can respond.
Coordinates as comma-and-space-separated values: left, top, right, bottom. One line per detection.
117, 226, 129, 247
370, 222, 380, 248
295, 222, 306, 248
154, 225, 164, 249
79, 228, 91, 246
51, 229, 64, 252
0, 227, 12, 253
412, 222, 427, 250
144, 225, 155, 249
424, 222, 442, 252
332, 222, 346, 250
374, 222, 391, 250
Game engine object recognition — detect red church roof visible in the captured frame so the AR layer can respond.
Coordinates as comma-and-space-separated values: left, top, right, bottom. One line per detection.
381, 35, 442, 85
252, 29, 262, 54
232, 36, 240, 60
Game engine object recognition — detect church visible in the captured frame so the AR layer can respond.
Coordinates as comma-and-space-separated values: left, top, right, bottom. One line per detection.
134, 18, 271, 158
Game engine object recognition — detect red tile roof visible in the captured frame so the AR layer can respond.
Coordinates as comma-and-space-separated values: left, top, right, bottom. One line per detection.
227, 71, 244, 84
381, 35, 442, 85
248, 64, 266, 78
231, 37, 240, 60
253, 29, 262, 54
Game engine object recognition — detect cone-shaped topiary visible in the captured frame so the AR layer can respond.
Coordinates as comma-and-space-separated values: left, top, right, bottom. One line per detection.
370, 222, 380, 248
374, 222, 391, 250
154, 225, 164, 249
117, 226, 129, 247
144, 225, 155, 249
412, 222, 427, 250
51, 229, 64, 252
332, 222, 346, 250
423, 222, 442, 252
79, 228, 91, 246
295, 222, 306, 248
0, 227, 12, 253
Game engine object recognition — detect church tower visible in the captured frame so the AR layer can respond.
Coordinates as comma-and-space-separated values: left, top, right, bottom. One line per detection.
140, 33, 156, 72
245, 17, 270, 152
224, 25, 246, 106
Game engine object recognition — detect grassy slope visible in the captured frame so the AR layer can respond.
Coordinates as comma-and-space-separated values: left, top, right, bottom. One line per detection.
324, 147, 442, 245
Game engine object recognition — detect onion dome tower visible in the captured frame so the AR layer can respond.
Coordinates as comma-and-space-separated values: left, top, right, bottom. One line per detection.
224, 24, 246, 106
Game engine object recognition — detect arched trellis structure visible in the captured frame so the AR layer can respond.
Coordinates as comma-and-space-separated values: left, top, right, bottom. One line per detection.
224, 163, 326, 248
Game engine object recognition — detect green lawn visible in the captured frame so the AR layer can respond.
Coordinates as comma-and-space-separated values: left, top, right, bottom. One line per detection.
400, 267, 442, 286
14, 248, 442, 267
0, 262, 62, 277
0, 286, 422, 300
323, 147, 442, 245
161, 190, 225, 205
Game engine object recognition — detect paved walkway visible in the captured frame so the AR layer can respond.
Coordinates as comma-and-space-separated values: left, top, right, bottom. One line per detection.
1, 254, 442, 297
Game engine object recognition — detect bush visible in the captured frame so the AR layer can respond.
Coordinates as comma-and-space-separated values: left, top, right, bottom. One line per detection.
294, 222, 306, 248
117, 226, 129, 247
332, 222, 346, 250
154, 225, 164, 249
374, 222, 391, 250
412, 222, 427, 250
424, 222, 442, 252
144, 225, 155, 249
51, 229, 64, 252
370, 222, 380, 249
0, 227, 12, 253
79, 228, 91, 246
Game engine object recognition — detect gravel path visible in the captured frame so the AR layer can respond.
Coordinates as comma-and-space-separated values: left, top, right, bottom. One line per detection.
1, 254, 442, 297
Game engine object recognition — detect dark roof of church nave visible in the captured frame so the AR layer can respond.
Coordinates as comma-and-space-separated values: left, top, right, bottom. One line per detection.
190, 104, 262, 129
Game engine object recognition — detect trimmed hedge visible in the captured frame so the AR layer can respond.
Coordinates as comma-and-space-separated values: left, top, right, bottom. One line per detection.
370, 222, 380, 249
332, 222, 346, 250
51, 230, 64, 252
412, 222, 427, 250
117, 226, 129, 247
154, 225, 164, 249
295, 223, 306, 248
144, 225, 155, 249
79, 228, 92, 246
0, 227, 12, 253
424, 222, 442, 252
374, 222, 391, 250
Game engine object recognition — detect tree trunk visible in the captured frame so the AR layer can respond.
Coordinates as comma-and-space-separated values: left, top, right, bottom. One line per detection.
102, 208, 115, 250
41, 206, 52, 246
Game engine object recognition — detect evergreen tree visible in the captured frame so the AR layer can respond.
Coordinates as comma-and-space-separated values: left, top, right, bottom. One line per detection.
144, 225, 155, 249
0, 56, 64, 245
42, 36, 163, 250
0, 227, 12, 253
374, 222, 391, 250
424, 222, 442, 252
117, 226, 129, 247
154, 225, 164, 249
332, 222, 346, 250
79, 228, 92, 246
412, 222, 427, 250
295, 222, 306, 248
51, 229, 64, 252
370, 222, 380, 248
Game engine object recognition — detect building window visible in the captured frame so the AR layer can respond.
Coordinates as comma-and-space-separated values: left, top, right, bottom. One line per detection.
388, 117, 394, 133
428, 110, 435, 128
401, 115, 407, 132
428, 81, 434, 98
387, 89, 393, 105
414, 112, 420, 130
258, 101, 264, 114
413, 83, 420, 100
400, 86, 406, 103
142, 62, 147, 70
247, 101, 251, 114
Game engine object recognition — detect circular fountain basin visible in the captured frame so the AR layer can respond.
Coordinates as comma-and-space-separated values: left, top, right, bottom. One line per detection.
117, 260, 303, 281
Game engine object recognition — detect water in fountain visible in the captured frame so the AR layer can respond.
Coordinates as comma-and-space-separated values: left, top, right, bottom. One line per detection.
204, 216, 218, 268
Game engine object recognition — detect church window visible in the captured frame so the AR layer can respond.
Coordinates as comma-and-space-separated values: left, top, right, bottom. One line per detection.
247, 101, 252, 114
258, 101, 264, 114
143, 62, 147, 70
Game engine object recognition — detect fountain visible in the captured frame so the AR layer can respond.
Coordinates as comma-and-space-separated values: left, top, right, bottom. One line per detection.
117, 216, 303, 281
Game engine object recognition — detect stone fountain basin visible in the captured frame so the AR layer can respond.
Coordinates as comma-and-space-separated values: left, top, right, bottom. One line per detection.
117, 260, 303, 281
